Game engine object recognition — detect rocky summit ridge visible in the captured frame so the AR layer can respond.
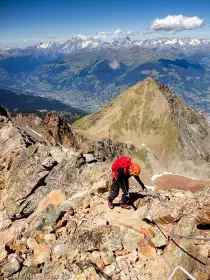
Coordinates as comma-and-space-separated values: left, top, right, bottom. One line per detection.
0, 79, 210, 279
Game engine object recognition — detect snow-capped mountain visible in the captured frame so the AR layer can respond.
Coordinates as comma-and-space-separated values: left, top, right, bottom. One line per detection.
58, 36, 210, 52
37, 41, 60, 50
59, 35, 103, 53
1, 36, 210, 58
109, 36, 134, 49
138, 38, 210, 50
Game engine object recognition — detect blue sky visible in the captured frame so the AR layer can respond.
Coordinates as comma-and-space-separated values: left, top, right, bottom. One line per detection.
1, 0, 210, 48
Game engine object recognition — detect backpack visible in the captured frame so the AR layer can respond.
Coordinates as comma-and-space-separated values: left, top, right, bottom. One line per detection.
112, 156, 132, 179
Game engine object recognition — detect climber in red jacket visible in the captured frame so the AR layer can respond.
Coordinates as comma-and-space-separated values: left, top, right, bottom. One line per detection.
108, 156, 146, 209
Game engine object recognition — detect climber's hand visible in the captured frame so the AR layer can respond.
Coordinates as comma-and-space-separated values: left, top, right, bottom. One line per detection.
142, 186, 148, 193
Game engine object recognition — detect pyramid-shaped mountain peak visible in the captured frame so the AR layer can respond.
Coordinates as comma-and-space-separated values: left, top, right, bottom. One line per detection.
74, 78, 210, 172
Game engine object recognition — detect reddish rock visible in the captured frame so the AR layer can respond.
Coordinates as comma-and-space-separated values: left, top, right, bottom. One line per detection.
15, 112, 78, 149
155, 214, 175, 224
137, 239, 156, 256
96, 260, 105, 270
33, 244, 51, 265
35, 190, 66, 216
112, 276, 120, 280
139, 227, 155, 238
115, 249, 130, 256
97, 226, 104, 233
36, 233, 56, 244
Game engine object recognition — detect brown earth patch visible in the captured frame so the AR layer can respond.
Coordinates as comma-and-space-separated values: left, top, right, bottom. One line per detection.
154, 174, 210, 192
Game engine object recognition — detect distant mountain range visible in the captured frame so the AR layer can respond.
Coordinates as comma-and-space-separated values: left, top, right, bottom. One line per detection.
0, 36, 210, 121
1, 36, 210, 56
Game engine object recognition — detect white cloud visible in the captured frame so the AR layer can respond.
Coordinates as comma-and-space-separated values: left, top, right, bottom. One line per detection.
127, 30, 134, 35
96, 29, 123, 36
113, 29, 122, 35
94, 29, 125, 40
94, 29, 142, 40
94, 34, 108, 40
98, 32, 107, 35
109, 59, 120, 69
150, 15, 205, 32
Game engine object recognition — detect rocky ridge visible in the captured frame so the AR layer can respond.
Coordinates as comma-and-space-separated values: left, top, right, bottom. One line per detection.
0, 105, 210, 279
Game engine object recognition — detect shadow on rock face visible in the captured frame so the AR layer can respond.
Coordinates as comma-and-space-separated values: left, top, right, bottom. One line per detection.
128, 192, 146, 211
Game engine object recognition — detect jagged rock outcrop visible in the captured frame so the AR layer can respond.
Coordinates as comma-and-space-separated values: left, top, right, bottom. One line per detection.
0, 107, 33, 164
3, 144, 58, 216
0, 106, 35, 190
86, 139, 136, 161
15, 112, 79, 149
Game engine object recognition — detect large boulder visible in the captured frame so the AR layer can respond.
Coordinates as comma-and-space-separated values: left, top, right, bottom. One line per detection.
26, 189, 67, 232
196, 203, 210, 225
1, 254, 22, 277
2, 144, 58, 216
162, 217, 197, 280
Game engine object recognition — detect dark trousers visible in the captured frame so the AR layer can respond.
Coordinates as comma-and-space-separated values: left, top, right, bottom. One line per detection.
108, 178, 129, 204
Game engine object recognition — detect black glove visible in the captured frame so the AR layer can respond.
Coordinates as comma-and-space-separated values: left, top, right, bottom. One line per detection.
141, 184, 147, 192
